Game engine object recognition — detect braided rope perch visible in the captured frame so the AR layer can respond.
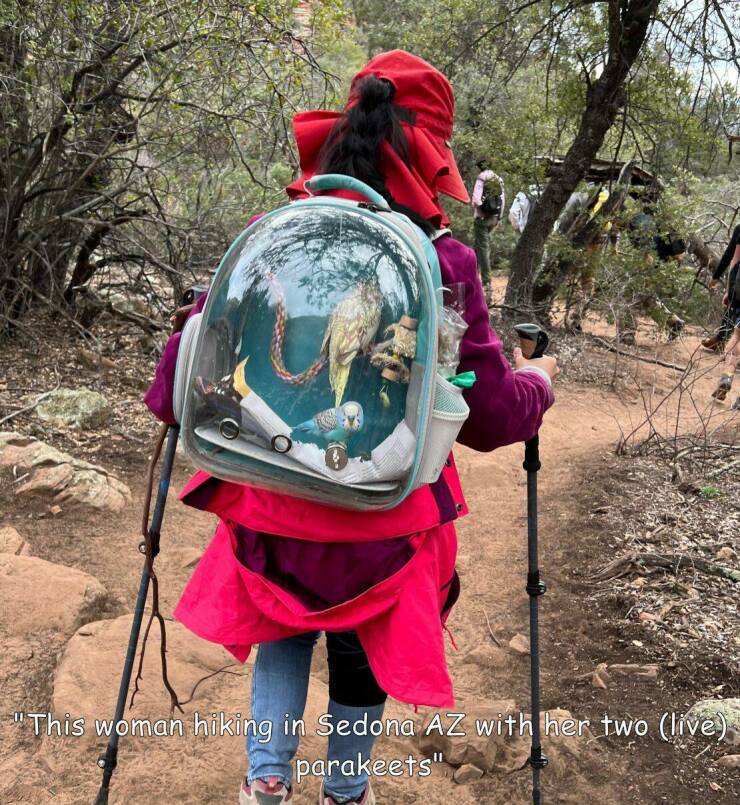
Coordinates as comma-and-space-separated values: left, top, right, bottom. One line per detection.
265, 272, 327, 385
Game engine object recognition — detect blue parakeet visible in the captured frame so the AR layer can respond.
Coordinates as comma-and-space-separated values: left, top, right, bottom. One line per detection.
293, 401, 364, 444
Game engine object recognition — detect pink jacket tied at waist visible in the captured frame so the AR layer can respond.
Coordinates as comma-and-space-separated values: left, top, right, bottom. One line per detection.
144, 230, 553, 707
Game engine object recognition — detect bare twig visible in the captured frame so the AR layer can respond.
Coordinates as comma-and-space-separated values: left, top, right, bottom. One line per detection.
483, 608, 502, 647
589, 335, 687, 373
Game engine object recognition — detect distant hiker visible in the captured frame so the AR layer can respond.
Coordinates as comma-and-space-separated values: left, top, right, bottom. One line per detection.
555, 190, 589, 236
622, 207, 687, 344
710, 225, 740, 405
471, 161, 504, 303
555, 190, 592, 332
144, 50, 558, 805
703, 224, 740, 354
508, 185, 539, 233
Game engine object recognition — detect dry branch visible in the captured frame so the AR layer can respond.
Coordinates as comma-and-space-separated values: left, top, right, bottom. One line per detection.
589, 335, 687, 372
592, 551, 740, 584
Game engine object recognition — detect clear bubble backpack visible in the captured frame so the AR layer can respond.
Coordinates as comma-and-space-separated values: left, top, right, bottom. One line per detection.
172, 175, 471, 510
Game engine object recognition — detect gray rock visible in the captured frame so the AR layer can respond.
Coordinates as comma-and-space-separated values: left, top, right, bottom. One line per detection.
108, 292, 154, 319
36, 388, 110, 429
685, 699, 740, 745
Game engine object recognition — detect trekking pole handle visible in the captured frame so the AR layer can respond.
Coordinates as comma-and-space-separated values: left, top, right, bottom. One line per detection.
515, 323, 548, 473
514, 323, 549, 360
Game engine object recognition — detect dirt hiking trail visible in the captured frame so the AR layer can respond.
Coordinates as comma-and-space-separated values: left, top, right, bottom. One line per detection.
1, 322, 738, 805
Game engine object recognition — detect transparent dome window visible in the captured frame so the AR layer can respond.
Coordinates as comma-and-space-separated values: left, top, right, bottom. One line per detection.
182, 205, 432, 494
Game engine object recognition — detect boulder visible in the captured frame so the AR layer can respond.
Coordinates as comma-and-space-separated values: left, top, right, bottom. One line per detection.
16, 462, 75, 495
418, 701, 517, 771
36, 617, 341, 803
50, 615, 235, 749
462, 644, 509, 669
716, 754, 740, 769
0, 554, 110, 784
0, 432, 131, 512
685, 699, 740, 745
0, 432, 33, 451
0, 554, 110, 638
53, 468, 131, 511
0, 526, 29, 555
453, 764, 484, 784
1, 433, 78, 472
36, 388, 110, 429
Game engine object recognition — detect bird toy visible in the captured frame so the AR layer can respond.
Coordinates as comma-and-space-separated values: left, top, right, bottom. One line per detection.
320, 281, 383, 407
266, 274, 383, 409
370, 316, 418, 408
266, 272, 327, 385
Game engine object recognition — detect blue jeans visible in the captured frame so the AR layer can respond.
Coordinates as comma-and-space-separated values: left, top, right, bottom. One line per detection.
247, 632, 385, 802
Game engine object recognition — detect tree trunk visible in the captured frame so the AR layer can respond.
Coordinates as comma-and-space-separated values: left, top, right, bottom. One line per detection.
504, 0, 661, 319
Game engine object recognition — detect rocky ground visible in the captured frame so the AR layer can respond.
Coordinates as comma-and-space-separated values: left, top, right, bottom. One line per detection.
0, 306, 738, 804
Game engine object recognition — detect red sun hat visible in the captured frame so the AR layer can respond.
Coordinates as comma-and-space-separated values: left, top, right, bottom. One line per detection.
348, 50, 469, 204
287, 51, 469, 227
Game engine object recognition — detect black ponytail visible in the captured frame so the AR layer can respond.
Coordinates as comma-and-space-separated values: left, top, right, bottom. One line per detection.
318, 75, 436, 235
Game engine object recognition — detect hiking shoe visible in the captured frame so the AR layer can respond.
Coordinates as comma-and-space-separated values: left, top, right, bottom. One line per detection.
240, 776, 293, 804
732, 396, 740, 411
319, 782, 375, 805
701, 334, 725, 353
711, 374, 733, 401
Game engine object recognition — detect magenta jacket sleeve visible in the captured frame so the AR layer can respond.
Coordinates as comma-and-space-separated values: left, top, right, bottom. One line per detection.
143, 293, 208, 424
434, 234, 554, 452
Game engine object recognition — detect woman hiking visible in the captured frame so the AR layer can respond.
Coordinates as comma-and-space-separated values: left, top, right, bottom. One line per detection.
144, 50, 558, 805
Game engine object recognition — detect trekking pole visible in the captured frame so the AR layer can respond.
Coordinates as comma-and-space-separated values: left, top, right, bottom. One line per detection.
94, 424, 179, 805
514, 323, 550, 805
